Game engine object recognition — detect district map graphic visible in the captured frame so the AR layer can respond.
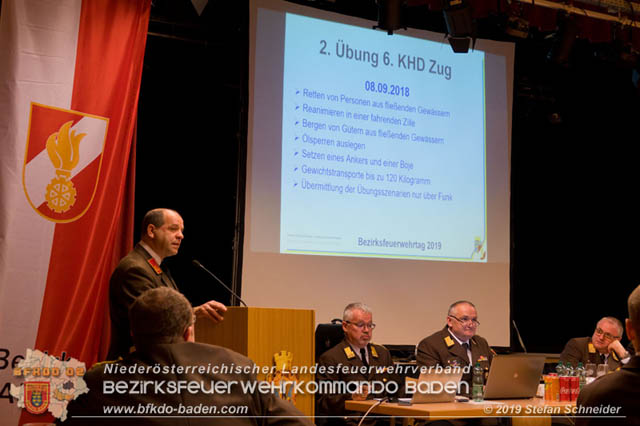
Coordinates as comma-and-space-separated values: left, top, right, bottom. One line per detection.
11, 349, 88, 421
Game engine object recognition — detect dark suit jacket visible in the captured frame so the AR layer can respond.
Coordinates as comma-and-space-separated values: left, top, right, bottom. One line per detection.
576, 355, 640, 426
108, 243, 178, 359
63, 341, 312, 426
560, 337, 624, 372
316, 339, 394, 425
415, 326, 493, 391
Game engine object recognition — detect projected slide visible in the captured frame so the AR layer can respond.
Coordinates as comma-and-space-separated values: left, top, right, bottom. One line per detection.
280, 13, 487, 261
247, 0, 512, 345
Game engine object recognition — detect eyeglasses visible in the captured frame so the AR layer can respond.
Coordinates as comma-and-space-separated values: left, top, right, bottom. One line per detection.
595, 327, 619, 341
448, 315, 480, 327
345, 321, 376, 330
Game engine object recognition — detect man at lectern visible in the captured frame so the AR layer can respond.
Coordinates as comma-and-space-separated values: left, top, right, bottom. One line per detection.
65, 287, 312, 425
560, 316, 631, 372
108, 208, 227, 359
577, 285, 640, 425
416, 300, 493, 390
316, 302, 396, 425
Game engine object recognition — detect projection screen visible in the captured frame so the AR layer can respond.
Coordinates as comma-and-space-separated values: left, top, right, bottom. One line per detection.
243, 0, 513, 346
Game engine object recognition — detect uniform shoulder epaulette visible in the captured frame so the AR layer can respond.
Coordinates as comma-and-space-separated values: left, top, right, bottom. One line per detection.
147, 257, 163, 275
344, 346, 356, 359
370, 345, 379, 358
444, 336, 455, 348
588, 343, 596, 353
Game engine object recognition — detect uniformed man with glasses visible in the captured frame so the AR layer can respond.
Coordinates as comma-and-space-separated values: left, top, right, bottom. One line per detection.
316, 302, 395, 425
576, 286, 640, 425
560, 317, 632, 373
416, 300, 494, 391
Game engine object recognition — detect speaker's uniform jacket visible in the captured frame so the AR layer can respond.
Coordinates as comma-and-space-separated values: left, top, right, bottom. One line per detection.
108, 243, 178, 359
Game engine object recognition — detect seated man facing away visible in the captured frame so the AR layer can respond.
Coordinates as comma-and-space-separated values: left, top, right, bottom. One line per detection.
416, 300, 493, 392
577, 286, 640, 425
560, 316, 631, 372
63, 287, 311, 425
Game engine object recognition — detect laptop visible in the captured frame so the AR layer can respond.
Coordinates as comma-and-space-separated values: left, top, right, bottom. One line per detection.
483, 354, 545, 399
408, 368, 464, 403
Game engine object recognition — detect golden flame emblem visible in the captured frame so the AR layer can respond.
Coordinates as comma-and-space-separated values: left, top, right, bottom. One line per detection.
44, 121, 86, 213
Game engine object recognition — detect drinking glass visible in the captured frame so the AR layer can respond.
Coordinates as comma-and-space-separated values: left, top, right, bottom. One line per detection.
596, 364, 608, 377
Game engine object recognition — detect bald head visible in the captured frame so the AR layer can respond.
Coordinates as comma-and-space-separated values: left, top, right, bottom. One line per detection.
141, 208, 177, 238
140, 208, 184, 260
448, 300, 476, 316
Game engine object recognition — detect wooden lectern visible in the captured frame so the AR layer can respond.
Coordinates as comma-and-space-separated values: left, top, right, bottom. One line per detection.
195, 307, 315, 416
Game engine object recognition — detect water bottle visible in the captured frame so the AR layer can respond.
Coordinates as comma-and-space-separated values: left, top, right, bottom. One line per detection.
565, 362, 574, 376
472, 362, 484, 402
555, 361, 565, 376
577, 362, 587, 390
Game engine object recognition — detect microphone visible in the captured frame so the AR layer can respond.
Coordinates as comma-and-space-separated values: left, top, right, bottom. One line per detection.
192, 259, 247, 307
512, 320, 527, 353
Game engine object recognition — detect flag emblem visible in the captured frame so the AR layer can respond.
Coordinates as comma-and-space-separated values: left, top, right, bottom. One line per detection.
22, 103, 109, 223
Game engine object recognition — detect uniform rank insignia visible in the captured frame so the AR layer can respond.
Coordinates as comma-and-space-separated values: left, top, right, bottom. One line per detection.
344, 346, 356, 359
588, 343, 596, 353
147, 258, 163, 275
371, 346, 379, 358
444, 336, 455, 348
612, 351, 619, 361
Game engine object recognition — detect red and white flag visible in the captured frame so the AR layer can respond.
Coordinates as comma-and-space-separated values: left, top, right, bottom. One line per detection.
0, 0, 150, 424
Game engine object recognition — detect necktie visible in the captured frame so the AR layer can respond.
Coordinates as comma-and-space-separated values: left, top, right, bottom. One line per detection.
462, 342, 471, 362
360, 348, 369, 366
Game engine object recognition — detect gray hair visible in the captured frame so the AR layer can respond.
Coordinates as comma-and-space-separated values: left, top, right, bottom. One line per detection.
598, 316, 624, 338
448, 300, 476, 316
129, 287, 194, 345
343, 303, 372, 322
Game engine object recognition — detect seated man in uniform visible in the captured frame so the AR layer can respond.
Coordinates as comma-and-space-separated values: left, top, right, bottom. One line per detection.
416, 300, 493, 392
560, 316, 632, 372
64, 287, 311, 425
577, 286, 640, 425
316, 302, 397, 425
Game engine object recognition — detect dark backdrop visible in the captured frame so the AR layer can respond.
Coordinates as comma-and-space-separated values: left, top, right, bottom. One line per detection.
134, 0, 640, 354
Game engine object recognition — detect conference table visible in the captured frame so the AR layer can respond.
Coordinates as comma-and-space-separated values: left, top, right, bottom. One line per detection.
346, 398, 576, 426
